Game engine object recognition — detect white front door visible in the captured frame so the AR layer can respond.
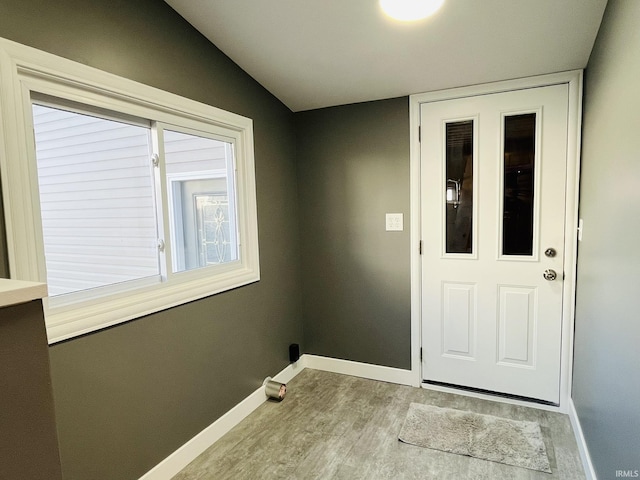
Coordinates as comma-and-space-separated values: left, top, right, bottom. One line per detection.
420, 84, 569, 404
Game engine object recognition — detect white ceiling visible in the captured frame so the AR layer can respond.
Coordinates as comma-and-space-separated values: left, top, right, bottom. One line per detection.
164, 0, 607, 112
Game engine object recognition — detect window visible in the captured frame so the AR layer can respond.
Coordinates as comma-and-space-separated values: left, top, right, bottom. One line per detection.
163, 128, 238, 272
0, 39, 259, 343
32, 103, 159, 297
502, 113, 537, 256
445, 120, 474, 255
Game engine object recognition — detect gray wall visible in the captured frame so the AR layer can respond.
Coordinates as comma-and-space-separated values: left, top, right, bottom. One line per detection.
0, 1, 302, 479
0, 300, 62, 480
296, 98, 412, 370
573, 0, 640, 478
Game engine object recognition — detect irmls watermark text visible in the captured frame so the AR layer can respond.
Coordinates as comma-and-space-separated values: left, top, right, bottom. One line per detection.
616, 470, 639, 478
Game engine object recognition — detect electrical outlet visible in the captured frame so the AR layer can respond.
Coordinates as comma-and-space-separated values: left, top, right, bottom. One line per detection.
386, 213, 403, 231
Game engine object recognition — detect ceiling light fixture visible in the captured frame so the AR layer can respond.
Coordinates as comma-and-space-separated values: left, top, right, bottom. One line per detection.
379, 0, 445, 21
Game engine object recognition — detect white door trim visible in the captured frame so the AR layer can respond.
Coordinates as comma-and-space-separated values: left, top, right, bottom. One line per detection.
409, 71, 583, 412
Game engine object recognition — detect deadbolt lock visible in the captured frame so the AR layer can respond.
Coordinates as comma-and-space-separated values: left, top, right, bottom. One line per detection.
544, 248, 557, 258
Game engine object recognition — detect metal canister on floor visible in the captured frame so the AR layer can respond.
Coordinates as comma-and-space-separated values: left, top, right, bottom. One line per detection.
264, 378, 287, 401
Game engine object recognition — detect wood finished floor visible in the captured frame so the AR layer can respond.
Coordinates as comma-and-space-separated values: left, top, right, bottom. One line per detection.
173, 369, 586, 479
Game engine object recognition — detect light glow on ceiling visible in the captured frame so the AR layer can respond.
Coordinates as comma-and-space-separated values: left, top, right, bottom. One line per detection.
379, 0, 445, 21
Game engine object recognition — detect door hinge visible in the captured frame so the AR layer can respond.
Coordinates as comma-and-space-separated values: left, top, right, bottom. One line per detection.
418, 126, 421, 142
419, 240, 423, 255
420, 347, 423, 361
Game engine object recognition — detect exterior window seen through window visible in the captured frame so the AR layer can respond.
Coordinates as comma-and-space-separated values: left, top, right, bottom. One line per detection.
163, 129, 237, 273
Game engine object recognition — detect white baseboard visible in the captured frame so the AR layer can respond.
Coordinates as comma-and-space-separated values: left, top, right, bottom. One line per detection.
138, 360, 304, 480
301, 354, 416, 386
568, 398, 597, 480
139, 355, 412, 479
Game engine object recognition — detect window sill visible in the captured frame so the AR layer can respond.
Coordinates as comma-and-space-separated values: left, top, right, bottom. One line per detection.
0, 279, 48, 308
45, 266, 259, 343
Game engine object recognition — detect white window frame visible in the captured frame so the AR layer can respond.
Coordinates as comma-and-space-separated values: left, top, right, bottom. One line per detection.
0, 38, 260, 343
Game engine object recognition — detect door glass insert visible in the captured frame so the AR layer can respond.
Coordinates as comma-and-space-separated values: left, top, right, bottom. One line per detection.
195, 192, 232, 266
445, 120, 474, 254
503, 113, 536, 256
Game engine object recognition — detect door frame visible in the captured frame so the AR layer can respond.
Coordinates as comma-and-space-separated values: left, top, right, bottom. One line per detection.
408, 70, 583, 412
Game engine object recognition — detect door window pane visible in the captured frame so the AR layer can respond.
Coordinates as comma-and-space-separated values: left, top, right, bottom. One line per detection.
445, 120, 474, 254
195, 193, 232, 265
164, 129, 237, 273
503, 114, 536, 256
32, 104, 159, 296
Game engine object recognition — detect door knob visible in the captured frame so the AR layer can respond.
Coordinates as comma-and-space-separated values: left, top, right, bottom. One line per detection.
543, 269, 557, 281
